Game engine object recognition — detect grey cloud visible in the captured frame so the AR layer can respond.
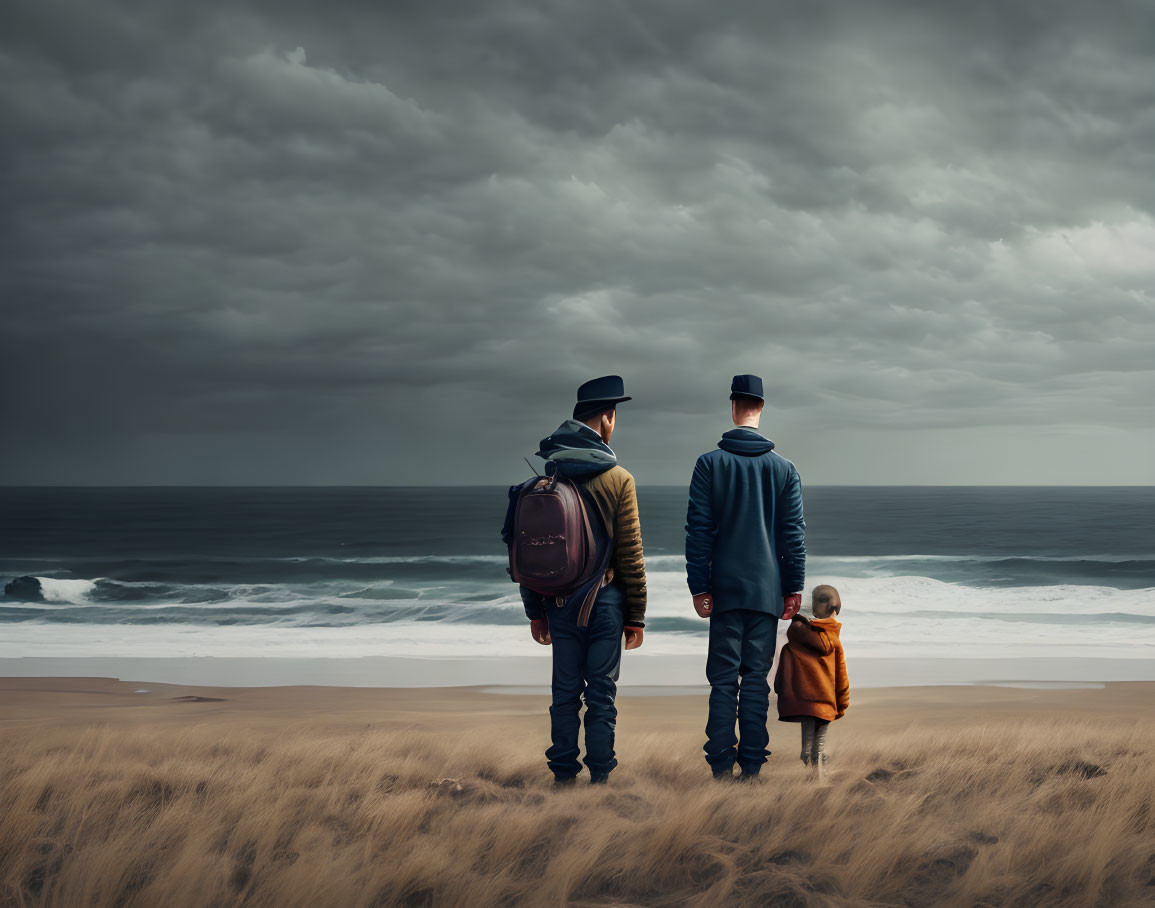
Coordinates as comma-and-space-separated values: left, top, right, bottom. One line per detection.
2, 0, 1154, 485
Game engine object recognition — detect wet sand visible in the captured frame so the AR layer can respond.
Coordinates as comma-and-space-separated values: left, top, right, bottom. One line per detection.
3, 676, 1152, 739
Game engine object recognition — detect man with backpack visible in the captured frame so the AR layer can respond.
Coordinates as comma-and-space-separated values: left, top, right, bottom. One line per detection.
502, 375, 647, 785
685, 374, 806, 782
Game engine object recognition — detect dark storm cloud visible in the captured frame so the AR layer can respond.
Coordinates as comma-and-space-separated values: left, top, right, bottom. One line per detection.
2, 0, 1153, 484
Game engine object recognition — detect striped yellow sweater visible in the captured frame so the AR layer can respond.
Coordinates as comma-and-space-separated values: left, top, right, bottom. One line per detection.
579, 465, 647, 626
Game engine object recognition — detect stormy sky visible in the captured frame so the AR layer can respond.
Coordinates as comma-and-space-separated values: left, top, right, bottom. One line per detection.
2, 0, 1153, 485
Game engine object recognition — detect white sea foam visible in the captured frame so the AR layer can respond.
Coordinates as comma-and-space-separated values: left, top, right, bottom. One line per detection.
34, 577, 97, 604
2, 586, 1153, 663
4, 572, 1152, 667
641, 571, 1155, 617
636, 553, 1155, 571
639, 572, 1155, 660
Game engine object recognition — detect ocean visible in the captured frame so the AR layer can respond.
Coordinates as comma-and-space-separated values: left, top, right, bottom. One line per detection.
1, 486, 1153, 680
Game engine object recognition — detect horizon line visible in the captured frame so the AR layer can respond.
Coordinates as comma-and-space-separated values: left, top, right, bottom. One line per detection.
2, 483, 1153, 490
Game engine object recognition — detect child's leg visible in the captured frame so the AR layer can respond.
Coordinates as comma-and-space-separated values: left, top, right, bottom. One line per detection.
812, 719, 830, 768
800, 717, 815, 765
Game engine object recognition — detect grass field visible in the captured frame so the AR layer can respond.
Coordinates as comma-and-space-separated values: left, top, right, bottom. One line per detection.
2, 687, 1154, 907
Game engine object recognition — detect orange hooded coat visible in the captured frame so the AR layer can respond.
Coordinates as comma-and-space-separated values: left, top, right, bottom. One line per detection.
774, 616, 849, 722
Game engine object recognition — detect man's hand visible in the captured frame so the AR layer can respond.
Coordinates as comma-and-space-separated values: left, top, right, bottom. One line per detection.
530, 618, 551, 645
623, 626, 644, 650
693, 592, 713, 618
782, 593, 802, 620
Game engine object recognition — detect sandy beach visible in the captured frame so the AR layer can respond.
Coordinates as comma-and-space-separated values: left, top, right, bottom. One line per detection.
3, 677, 1154, 906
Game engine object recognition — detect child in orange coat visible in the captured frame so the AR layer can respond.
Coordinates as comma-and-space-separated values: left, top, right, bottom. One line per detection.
774, 584, 849, 771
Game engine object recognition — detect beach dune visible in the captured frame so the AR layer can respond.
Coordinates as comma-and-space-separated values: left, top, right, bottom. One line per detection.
2, 678, 1154, 906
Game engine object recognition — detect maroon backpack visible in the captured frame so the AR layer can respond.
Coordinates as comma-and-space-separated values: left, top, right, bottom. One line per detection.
508, 473, 598, 597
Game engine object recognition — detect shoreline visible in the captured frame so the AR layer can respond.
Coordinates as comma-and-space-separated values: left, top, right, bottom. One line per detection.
4, 676, 1153, 730
2, 653, 1152, 689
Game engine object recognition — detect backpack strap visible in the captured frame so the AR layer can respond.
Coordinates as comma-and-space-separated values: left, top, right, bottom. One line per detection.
578, 482, 596, 567
576, 567, 614, 627
575, 490, 612, 627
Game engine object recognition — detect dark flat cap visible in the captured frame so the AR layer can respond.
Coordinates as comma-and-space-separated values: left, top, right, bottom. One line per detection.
730, 374, 764, 401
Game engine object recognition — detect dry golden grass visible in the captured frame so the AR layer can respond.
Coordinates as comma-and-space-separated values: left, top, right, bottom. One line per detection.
2, 714, 1154, 907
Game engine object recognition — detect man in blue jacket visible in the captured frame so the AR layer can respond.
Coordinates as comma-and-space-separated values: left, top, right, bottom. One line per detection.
685, 374, 806, 781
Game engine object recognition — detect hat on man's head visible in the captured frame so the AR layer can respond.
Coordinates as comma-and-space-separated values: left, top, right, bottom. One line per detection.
573, 375, 632, 420
730, 374, 764, 402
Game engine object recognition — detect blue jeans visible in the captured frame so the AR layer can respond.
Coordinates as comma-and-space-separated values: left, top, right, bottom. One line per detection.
704, 609, 779, 774
545, 582, 625, 779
